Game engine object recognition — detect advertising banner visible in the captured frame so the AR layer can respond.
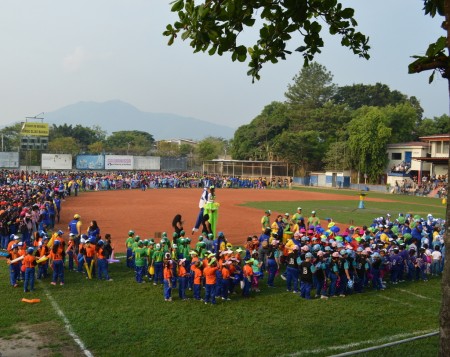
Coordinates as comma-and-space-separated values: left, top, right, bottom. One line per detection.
0, 152, 19, 168
104, 155, 133, 170
21, 122, 49, 136
76, 155, 105, 170
133, 156, 160, 170
41, 154, 72, 170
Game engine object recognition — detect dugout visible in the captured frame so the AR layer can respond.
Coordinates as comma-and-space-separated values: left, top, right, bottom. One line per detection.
202, 159, 291, 180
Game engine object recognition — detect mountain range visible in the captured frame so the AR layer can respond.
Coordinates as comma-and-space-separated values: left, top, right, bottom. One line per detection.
43, 100, 236, 140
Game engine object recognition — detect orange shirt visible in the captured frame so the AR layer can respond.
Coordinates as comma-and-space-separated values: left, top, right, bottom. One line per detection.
66, 241, 74, 253
243, 265, 253, 277
204, 266, 218, 285
85, 245, 95, 258
178, 265, 188, 277
192, 266, 203, 285
23, 254, 36, 268
164, 266, 173, 280
9, 250, 21, 265
229, 265, 236, 274
38, 245, 48, 258
7, 240, 16, 252
97, 248, 105, 259
49, 250, 63, 261
222, 267, 230, 279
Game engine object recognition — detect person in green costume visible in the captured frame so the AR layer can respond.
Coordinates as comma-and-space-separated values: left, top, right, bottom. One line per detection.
203, 186, 219, 237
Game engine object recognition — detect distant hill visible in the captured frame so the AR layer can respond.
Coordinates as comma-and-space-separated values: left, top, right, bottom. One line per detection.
43, 100, 235, 140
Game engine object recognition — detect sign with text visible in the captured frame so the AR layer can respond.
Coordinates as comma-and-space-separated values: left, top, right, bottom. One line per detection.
104, 155, 134, 170
21, 122, 49, 137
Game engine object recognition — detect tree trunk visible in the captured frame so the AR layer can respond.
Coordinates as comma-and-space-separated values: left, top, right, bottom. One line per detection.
440, 3, 450, 355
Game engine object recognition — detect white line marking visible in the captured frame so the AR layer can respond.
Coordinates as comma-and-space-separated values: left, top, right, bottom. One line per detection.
397, 288, 440, 302
280, 329, 438, 357
328, 331, 439, 357
43, 286, 94, 357
377, 294, 416, 308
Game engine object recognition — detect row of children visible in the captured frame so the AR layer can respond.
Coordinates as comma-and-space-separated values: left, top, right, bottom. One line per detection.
126, 230, 268, 302
5, 229, 115, 291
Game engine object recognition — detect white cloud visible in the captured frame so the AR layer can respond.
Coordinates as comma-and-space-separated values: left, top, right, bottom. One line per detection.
63, 46, 87, 72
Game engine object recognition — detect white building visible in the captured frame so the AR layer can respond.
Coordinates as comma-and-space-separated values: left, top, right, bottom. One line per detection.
386, 141, 430, 186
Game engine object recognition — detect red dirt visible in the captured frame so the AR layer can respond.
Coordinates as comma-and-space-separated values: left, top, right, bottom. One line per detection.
56, 189, 391, 251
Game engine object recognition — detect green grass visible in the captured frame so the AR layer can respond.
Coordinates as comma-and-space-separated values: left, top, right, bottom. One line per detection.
0, 259, 441, 357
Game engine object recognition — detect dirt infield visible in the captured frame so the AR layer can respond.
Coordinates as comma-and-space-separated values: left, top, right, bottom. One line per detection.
57, 188, 390, 251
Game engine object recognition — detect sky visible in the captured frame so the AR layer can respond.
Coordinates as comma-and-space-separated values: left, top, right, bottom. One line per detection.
0, 0, 448, 130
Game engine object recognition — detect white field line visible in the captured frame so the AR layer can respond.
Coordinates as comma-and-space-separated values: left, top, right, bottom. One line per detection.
377, 294, 416, 308
397, 288, 440, 302
280, 329, 438, 357
43, 285, 94, 357
328, 331, 439, 357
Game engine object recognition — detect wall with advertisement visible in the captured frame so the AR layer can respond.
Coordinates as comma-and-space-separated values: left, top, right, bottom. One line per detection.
76, 155, 105, 170
0, 152, 20, 168
41, 154, 72, 170
133, 156, 160, 170
104, 155, 133, 170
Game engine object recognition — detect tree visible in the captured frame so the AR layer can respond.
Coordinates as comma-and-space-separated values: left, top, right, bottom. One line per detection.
87, 141, 104, 154
105, 130, 154, 155
272, 130, 324, 173
156, 141, 181, 157
48, 137, 80, 156
382, 103, 418, 143
333, 83, 409, 109
0, 123, 22, 151
285, 62, 337, 109
195, 136, 226, 161
165, 3, 450, 351
164, 0, 369, 80
50, 124, 106, 151
417, 114, 450, 136
347, 107, 392, 183
322, 141, 351, 171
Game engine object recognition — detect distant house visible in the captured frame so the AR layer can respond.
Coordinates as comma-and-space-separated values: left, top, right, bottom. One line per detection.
415, 134, 449, 178
386, 142, 430, 179
162, 138, 198, 147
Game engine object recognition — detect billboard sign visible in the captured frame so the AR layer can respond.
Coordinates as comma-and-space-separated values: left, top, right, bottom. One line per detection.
0, 152, 19, 168
21, 122, 49, 137
133, 156, 160, 170
41, 154, 72, 170
104, 155, 133, 170
76, 155, 105, 170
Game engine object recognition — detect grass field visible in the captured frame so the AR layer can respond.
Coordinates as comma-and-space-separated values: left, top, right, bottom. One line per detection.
0, 187, 444, 357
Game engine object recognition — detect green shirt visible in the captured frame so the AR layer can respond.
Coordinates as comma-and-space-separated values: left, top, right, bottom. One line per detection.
152, 250, 164, 263
126, 237, 134, 248
134, 248, 147, 267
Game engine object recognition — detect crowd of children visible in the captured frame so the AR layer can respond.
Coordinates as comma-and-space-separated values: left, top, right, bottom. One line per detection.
4, 218, 115, 292
125, 211, 445, 303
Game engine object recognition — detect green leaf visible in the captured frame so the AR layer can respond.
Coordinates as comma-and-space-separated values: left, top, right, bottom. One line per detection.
429, 70, 435, 84
171, 0, 184, 12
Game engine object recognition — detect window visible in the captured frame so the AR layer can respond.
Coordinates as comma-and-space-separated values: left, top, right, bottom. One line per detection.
444, 141, 449, 155
391, 153, 402, 160
436, 141, 442, 154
